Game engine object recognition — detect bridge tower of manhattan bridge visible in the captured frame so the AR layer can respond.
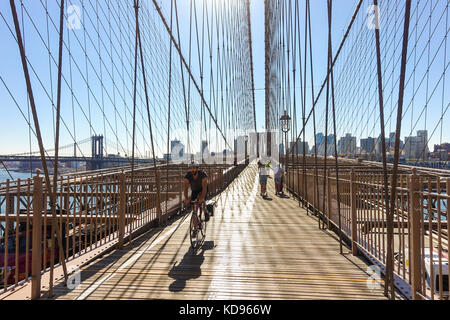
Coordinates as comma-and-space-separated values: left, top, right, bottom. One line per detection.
88, 135, 104, 170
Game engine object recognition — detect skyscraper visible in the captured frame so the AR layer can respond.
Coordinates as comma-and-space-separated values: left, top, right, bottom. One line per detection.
338, 134, 356, 155
417, 130, 429, 153
314, 133, 335, 155
201, 140, 208, 153
170, 140, 185, 159
389, 132, 396, 150
404, 130, 429, 159
360, 137, 376, 154
316, 133, 325, 146
289, 140, 309, 155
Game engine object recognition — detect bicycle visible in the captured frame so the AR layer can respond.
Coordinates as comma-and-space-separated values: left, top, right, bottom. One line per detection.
188, 200, 208, 251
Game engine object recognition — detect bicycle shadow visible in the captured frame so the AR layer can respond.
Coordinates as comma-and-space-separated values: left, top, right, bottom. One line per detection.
168, 240, 215, 292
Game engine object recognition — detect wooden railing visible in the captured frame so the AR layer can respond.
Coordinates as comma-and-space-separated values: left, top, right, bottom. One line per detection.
0, 162, 246, 299
285, 157, 449, 300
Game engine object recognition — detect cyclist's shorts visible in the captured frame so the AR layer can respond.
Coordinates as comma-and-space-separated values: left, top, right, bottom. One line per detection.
191, 186, 209, 201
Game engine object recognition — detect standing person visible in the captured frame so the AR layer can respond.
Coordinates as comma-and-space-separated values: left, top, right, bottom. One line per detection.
274, 164, 284, 196
279, 166, 285, 194
258, 159, 269, 198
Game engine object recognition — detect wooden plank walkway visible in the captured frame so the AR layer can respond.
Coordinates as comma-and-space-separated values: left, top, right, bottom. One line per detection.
50, 163, 394, 300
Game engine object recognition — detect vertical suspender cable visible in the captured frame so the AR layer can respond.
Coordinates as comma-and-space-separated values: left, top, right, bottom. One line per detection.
131, 0, 139, 217
323, 0, 331, 224
165, 0, 174, 224
290, 0, 296, 186
387, 0, 412, 300
306, 0, 319, 227
290, 0, 364, 153
373, 0, 393, 299
151, 0, 233, 152
301, 0, 308, 212
295, 0, 304, 207
246, 0, 257, 132
135, 0, 163, 223
9, 0, 68, 287
173, 0, 190, 161
49, 0, 69, 296
440, 3, 448, 167
328, 0, 344, 255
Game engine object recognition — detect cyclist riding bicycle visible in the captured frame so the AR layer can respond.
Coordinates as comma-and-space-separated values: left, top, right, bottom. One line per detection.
184, 160, 209, 221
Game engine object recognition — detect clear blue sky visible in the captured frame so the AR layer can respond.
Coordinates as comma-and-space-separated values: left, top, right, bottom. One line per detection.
250, 0, 357, 132
0, 0, 448, 157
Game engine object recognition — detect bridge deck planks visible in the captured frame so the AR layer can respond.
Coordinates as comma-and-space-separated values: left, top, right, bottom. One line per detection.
51, 164, 394, 300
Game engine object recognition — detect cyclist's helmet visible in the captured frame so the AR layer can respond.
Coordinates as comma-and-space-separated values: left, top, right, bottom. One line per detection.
188, 160, 200, 168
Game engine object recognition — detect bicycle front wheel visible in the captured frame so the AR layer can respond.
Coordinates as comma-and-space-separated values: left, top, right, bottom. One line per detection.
190, 212, 201, 250
200, 210, 207, 239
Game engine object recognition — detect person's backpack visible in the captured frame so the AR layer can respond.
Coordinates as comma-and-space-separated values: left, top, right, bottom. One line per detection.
206, 200, 216, 217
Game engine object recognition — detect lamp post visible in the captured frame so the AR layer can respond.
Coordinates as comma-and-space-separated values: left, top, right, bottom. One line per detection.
280, 110, 291, 174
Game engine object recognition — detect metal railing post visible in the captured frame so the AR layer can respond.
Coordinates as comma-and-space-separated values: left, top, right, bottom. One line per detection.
327, 170, 332, 229
313, 170, 317, 213
31, 175, 43, 300
155, 170, 164, 225
207, 168, 211, 195
214, 169, 218, 194
118, 172, 126, 249
350, 168, 358, 256
179, 169, 182, 208
4, 180, 11, 290
306, 170, 310, 211
409, 170, 423, 300
299, 169, 303, 208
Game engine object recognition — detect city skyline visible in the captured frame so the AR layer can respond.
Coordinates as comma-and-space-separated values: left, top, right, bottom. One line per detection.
294, 128, 450, 160
1, 1, 448, 158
